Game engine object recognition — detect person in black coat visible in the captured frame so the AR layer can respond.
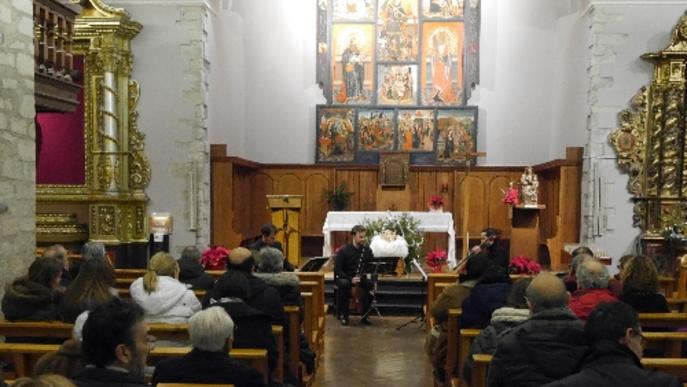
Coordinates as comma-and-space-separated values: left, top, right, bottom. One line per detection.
543, 301, 679, 387
2, 257, 63, 321
460, 265, 512, 328
465, 228, 509, 270
205, 271, 278, 381
334, 224, 374, 326
208, 247, 285, 326
249, 224, 295, 271
618, 255, 669, 313
177, 246, 215, 291
152, 306, 265, 387
488, 273, 587, 387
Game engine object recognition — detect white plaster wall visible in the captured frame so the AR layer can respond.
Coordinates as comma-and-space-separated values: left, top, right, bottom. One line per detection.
582, 3, 686, 270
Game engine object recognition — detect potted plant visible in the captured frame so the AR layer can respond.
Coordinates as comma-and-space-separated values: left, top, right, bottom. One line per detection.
201, 245, 230, 270
428, 195, 444, 212
323, 181, 354, 211
425, 249, 448, 273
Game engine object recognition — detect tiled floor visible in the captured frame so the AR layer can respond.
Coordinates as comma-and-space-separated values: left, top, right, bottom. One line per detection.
311, 314, 434, 387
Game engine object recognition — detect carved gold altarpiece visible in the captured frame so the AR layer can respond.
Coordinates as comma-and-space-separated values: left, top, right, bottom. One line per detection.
37, 0, 150, 266
610, 11, 687, 264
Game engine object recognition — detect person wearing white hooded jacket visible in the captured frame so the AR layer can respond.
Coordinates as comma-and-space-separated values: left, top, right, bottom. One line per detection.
130, 252, 201, 324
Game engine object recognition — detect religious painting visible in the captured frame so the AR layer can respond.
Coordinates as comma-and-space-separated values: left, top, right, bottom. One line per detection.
332, 24, 375, 105
357, 109, 395, 151
435, 108, 477, 164
316, 107, 356, 162
421, 22, 464, 105
332, 0, 375, 21
377, 64, 418, 106
397, 109, 435, 152
422, 0, 464, 18
377, 0, 419, 62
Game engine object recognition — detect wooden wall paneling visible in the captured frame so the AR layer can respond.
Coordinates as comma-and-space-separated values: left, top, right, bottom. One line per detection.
488, 175, 513, 238
211, 159, 233, 247
437, 171, 454, 213
454, 172, 487, 239
357, 170, 378, 211
249, 173, 275, 238
416, 171, 438, 211
334, 170, 360, 209
276, 173, 305, 196
304, 172, 331, 236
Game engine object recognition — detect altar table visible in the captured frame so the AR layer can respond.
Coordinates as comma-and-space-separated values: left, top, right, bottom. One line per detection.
322, 211, 456, 267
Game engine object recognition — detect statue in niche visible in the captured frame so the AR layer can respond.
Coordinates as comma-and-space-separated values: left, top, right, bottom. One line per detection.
520, 166, 539, 206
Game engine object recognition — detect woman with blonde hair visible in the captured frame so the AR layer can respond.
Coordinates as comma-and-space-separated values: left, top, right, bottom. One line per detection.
129, 252, 201, 323
619, 254, 668, 313
10, 375, 75, 387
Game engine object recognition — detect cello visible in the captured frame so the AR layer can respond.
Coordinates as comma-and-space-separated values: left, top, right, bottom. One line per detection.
349, 246, 367, 315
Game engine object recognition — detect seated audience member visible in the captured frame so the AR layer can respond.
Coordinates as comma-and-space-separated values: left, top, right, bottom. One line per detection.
249, 224, 295, 271
33, 338, 83, 379
10, 375, 76, 387
2, 257, 63, 321
42, 244, 71, 287
426, 254, 491, 380
543, 301, 680, 387
177, 246, 215, 290
60, 257, 117, 322
462, 277, 532, 383
487, 273, 586, 387
563, 248, 595, 293
130, 252, 201, 323
69, 242, 107, 279
210, 247, 285, 325
609, 254, 633, 296
207, 271, 278, 381
569, 260, 617, 320
152, 306, 265, 387
618, 255, 668, 313
73, 299, 151, 387
254, 247, 315, 378
460, 265, 512, 329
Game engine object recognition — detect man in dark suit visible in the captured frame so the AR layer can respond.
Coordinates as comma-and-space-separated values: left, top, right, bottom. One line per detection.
249, 224, 295, 271
152, 306, 265, 387
334, 224, 373, 326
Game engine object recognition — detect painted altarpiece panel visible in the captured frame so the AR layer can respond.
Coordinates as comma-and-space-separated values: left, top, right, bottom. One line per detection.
332, 0, 375, 21
316, 107, 356, 162
357, 108, 396, 151
421, 22, 464, 106
332, 24, 375, 105
377, 64, 418, 106
376, 0, 419, 62
422, 0, 464, 18
435, 108, 477, 164
398, 109, 435, 152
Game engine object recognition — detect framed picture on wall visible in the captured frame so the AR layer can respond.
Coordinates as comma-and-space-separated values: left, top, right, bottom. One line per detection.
316, 106, 357, 163
357, 108, 396, 151
435, 107, 478, 164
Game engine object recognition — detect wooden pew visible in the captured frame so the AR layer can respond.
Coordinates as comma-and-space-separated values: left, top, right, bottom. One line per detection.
668, 298, 687, 313
0, 343, 268, 384
639, 313, 687, 330
295, 272, 326, 353
438, 308, 461, 387
157, 384, 234, 387
470, 354, 687, 387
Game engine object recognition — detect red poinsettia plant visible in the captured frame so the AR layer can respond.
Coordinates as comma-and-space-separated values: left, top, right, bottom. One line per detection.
201, 245, 230, 270
428, 195, 444, 210
425, 249, 448, 273
502, 183, 520, 206
509, 255, 541, 275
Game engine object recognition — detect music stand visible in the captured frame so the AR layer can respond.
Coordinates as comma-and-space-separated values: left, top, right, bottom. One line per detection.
396, 258, 427, 330
361, 257, 400, 321
300, 256, 330, 272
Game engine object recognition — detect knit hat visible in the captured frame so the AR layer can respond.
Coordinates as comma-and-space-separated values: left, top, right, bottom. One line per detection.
229, 247, 252, 266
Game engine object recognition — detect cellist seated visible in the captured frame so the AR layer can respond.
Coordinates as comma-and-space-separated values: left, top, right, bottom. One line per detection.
334, 225, 373, 326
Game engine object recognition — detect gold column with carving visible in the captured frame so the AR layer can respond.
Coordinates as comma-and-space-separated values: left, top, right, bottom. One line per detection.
73, 0, 149, 251
610, 12, 687, 261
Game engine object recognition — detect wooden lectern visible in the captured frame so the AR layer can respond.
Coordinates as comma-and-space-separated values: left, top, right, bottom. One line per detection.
266, 195, 302, 268
510, 204, 546, 262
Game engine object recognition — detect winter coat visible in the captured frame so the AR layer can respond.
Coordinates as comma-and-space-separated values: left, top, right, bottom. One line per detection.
619, 291, 669, 313
177, 256, 215, 291
487, 307, 587, 387
211, 272, 285, 325
74, 367, 147, 387
129, 276, 201, 323
152, 348, 265, 387
569, 288, 617, 320
543, 341, 680, 387
462, 307, 530, 383
460, 282, 512, 328
208, 296, 278, 375
1, 277, 62, 321
430, 280, 475, 324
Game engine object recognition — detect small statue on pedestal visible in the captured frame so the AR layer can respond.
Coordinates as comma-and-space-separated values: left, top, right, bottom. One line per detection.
520, 166, 539, 206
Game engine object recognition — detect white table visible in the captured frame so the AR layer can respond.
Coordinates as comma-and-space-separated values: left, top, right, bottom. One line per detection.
322, 211, 457, 267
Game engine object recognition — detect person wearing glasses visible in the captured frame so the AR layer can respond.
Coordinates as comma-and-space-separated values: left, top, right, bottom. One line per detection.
543, 301, 679, 387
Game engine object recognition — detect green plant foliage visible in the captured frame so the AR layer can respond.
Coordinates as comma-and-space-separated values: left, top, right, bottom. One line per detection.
322, 181, 354, 210
361, 213, 424, 273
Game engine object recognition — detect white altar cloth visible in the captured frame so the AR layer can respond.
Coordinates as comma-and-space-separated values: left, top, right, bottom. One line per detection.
322, 211, 456, 267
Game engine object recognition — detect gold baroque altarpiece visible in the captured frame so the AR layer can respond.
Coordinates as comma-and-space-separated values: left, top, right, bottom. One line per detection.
37, 0, 150, 245
610, 11, 687, 238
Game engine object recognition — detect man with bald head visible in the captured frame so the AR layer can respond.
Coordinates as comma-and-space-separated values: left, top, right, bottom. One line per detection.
487, 273, 587, 387
569, 259, 617, 320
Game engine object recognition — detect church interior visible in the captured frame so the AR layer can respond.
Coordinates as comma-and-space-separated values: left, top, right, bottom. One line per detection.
3, 0, 687, 386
